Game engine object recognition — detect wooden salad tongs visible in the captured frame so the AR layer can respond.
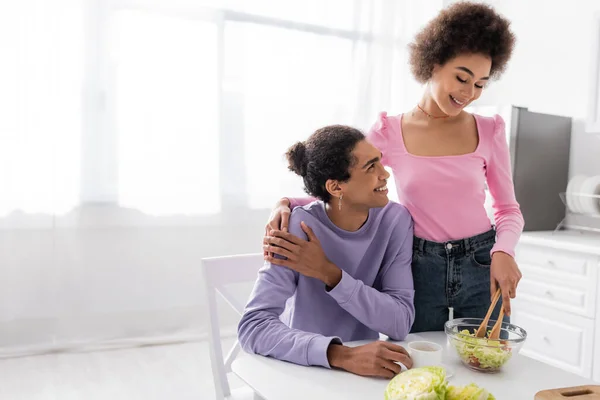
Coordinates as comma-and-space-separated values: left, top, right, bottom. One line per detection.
475, 288, 503, 338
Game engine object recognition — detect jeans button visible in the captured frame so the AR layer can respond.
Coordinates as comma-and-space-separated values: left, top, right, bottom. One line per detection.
446, 243, 453, 250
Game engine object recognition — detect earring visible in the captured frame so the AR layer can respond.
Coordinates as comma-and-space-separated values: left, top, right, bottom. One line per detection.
338, 194, 343, 211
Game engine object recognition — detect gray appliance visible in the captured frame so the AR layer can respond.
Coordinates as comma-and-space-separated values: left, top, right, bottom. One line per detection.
473, 105, 572, 231
508, 106, 572, 231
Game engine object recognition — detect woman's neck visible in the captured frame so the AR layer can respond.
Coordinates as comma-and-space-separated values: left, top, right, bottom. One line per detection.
416, 92, 463, 124
419, 93, 446, 117
324, 202, 369, 232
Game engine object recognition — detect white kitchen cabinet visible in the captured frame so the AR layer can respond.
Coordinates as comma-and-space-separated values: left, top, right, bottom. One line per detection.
511, 300, 595, 377
513, 231, 600, 381
595, 266, 600, 383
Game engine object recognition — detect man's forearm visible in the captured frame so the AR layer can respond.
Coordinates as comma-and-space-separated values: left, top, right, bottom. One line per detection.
326, 270, 414, 340
323, 262, 343, 289
327, 343, 351, 370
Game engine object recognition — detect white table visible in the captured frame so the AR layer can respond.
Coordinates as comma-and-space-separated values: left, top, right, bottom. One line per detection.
231, 332, 597, 400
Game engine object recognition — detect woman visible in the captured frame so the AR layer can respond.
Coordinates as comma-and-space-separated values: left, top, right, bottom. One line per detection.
240, 124, 415, 378
264, 2, 523, 333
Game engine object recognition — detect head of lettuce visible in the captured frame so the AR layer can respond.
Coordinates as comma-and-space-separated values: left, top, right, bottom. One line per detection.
384, 367, 447, 400
384, 367, 495, 400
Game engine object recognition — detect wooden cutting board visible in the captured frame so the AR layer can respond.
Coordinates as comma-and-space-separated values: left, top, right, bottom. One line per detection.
535, 385, 600, 399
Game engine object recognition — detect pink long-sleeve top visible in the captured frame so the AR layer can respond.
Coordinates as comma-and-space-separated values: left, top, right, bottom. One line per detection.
290, 112, 524, 257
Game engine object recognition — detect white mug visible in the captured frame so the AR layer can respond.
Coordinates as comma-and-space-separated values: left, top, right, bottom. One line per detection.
407, 341, 443, 368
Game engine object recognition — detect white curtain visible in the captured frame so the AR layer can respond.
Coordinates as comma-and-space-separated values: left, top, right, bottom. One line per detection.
0, 0, 442, 357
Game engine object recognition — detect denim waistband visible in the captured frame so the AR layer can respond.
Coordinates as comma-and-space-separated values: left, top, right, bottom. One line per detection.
413, 227, 496, 257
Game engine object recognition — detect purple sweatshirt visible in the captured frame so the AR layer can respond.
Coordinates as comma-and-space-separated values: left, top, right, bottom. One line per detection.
237, 201, 415, 368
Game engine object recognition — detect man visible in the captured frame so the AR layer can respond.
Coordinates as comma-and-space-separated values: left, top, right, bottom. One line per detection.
237, 125, 415, 378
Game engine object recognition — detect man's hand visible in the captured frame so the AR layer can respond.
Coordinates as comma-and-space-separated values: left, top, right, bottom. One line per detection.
490, 251, 522, 317
327, 341, 413, 379
264, 221, 342, 287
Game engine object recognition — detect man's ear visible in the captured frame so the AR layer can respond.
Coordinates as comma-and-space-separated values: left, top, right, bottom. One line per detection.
325, 179, 342, 200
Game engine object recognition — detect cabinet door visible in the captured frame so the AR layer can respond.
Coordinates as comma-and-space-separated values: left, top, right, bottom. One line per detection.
594, 270, 600, 383
512, 299, 594, 379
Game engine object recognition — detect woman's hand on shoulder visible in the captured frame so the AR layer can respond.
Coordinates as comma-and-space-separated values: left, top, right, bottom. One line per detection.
263, 198, 291, 256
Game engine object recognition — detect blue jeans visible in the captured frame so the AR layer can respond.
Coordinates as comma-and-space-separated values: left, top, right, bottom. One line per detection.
410, 228, 507, 333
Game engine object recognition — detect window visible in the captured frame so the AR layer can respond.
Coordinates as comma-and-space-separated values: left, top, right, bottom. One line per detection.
201, 0, 356, 31
0, 1, 83, 216
225, 23, 356, 208
110, 10, 220, 215
0, 0, 441, 220
104, 1, 389, 214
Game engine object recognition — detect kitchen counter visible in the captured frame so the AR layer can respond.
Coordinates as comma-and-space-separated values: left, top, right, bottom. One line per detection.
232, 331, 596, 400
519, 230, 600, 256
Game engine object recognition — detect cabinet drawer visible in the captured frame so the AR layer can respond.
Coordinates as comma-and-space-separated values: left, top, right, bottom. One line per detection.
515, 244, 598, 317
511, 300, 594, 378
517, 278, 595, 318
515, 243, 597, 278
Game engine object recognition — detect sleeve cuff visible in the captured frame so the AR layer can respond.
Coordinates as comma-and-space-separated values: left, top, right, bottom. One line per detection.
306, 335, 342, 368
490, 244, 515, 258
287, 197, 298, 209
327, 270, 359, 305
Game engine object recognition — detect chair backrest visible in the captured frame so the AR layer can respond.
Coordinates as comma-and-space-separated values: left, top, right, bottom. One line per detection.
201, 253, 264, 400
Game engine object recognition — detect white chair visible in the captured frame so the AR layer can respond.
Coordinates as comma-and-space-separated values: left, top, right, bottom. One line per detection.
201, 253, 265, 400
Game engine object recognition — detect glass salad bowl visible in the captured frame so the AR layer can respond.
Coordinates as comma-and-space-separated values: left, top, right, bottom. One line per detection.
444, 317, 527, 373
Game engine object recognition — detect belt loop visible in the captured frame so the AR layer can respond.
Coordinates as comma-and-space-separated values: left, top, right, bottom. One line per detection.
418, 237, 425, 254
464, 237, 471, 254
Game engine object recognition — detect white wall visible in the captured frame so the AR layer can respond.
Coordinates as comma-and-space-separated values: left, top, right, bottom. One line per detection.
446, 0, 600, 230
475, 0, 600, 231
453, 0, 600, 176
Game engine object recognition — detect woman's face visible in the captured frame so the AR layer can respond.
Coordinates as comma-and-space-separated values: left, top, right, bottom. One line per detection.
329, 140, 390, 210
429, 53, 492, 116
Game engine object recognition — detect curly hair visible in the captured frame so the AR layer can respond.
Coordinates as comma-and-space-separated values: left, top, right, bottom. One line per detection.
286, 125, 365, 202
408, 1, 516, 84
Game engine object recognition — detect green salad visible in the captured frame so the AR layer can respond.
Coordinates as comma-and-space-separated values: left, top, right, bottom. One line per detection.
385, 366, 495, 400
453, 329, 512, 370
